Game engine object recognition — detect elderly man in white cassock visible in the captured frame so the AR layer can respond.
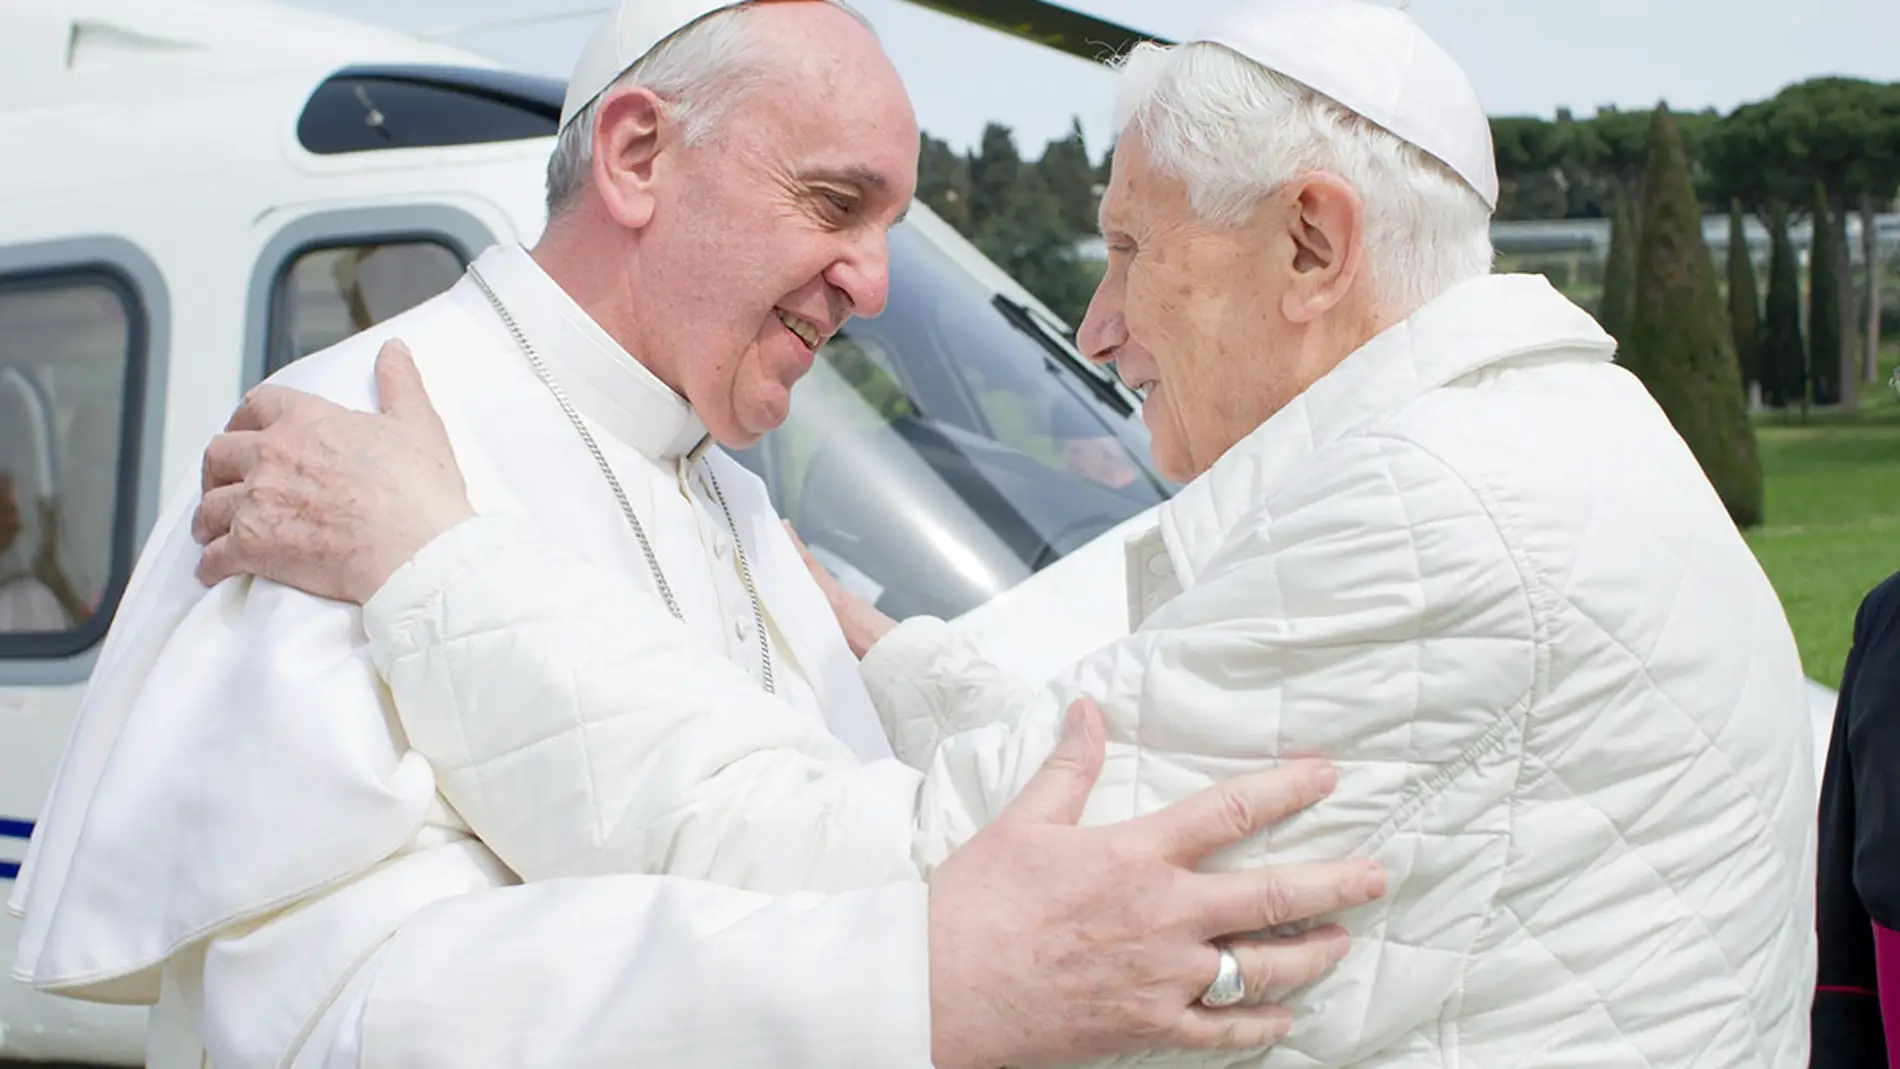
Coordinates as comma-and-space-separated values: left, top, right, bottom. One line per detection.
9, 1, 1392, 1067
182, 0, 1823, 1065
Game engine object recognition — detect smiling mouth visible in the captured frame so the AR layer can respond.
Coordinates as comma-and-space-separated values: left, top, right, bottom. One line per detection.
1129, 377, 1158, 398
775, 309, 823, 351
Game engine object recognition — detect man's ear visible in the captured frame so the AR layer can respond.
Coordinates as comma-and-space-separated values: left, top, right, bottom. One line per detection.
1280, 173, 1365, 324
589, 86, 671, 231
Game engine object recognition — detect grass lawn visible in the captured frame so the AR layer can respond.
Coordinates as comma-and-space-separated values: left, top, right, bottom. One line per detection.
1746, 341, 1900, 687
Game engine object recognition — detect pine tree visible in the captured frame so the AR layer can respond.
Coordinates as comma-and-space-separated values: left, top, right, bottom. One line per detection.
1760, 201, 1807, 410
1726, 200, 1761, 403
1035, 117, 1099, 241
916, 133, 971, 235
1598, 189, 1639, 342
967, 123, 1025, 238
1621, 105, 1763, 528
1808, 183, 1845, 406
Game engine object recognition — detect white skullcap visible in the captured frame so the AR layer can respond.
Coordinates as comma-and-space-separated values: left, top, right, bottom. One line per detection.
1185, 0, 1498, 210
560, 0, 749, 130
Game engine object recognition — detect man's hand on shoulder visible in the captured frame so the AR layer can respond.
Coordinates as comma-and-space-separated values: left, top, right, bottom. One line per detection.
927, 699, 1384, 1068
193, 339, 474, 604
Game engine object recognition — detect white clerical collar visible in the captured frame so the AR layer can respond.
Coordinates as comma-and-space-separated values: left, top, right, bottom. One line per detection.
466, 244, 708, 461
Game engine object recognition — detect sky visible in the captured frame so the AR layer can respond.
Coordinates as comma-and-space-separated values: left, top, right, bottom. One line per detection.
289, 0, 1900, 160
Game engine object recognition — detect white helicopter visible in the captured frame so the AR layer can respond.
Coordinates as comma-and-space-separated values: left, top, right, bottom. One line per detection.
0, 0, 1840, 1063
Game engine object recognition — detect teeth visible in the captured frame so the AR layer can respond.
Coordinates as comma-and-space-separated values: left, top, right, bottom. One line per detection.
776, 309, 821, 349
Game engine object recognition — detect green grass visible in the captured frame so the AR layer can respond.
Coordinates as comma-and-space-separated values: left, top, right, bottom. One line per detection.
1745, 341, 1900, 687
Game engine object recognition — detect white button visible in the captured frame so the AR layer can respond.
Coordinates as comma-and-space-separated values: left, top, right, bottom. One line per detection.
734, 617, 748, 640
1145, 551, 1172, 578
714, 531, 732, 559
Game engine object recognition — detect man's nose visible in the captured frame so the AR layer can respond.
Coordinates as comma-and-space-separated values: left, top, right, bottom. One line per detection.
827, 232, 893, 320
1076, 281, 1126, 366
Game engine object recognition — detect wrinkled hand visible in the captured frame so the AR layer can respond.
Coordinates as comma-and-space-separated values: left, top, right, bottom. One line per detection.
927, 699, 1382, 1069
783, 520, 895, 658
193, 340, 474, 603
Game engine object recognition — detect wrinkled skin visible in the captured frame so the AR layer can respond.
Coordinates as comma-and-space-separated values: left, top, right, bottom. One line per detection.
1077, 131, 1382, 482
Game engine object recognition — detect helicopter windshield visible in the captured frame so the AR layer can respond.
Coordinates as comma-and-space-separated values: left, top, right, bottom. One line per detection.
729, 222, 1176, 622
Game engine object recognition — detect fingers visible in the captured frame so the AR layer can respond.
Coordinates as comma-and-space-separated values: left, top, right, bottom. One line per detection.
374, 340, 445, 432
1194, 860, 1386, 940
192, 484, 244, 547
195, 533, 241, 589
224, 385, 296, 433
1171, 1003, 1294, 1052
1223, 924, 1351, 1003
1134, 759, 1338, 866
1165, 928, 1353, 1053
201, 431, 262, 493
992, 699, 1106, 827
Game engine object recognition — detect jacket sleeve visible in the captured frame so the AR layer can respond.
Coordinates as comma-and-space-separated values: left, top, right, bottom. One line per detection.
349, 878, 930, 1069
195, 855, 932, 1069
902, 435, 1539, 1063
857, 615, 1053, 771
361, 514, 926, 893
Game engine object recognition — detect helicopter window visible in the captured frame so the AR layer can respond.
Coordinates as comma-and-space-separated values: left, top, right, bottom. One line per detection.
268, 240, 465, 375
298, 70, 560, 155
0, 270, 141, 650
729, 224, 1176, 623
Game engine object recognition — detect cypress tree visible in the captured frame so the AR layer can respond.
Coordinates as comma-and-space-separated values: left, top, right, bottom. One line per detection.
1621, 105, 1763, 528
1808, 183, 1845, 407
1760, 202, 1807, 410
1726, 200, 1762, 403
1598, 189, 1638, 342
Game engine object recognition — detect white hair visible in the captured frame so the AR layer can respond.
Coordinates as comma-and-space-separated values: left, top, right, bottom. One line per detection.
544, 0, 871, 218
1111, 41, 1494, 317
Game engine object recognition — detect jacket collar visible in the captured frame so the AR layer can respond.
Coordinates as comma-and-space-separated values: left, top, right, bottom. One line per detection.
468, 244, 708, 462
1147, 273, 1615, 595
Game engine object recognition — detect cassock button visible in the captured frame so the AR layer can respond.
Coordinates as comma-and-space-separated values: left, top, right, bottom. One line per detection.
734, 617, 748, 640
714, 532, 732, 559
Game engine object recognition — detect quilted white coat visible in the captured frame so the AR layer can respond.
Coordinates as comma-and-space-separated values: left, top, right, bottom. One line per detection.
365, 274, 1816, 1067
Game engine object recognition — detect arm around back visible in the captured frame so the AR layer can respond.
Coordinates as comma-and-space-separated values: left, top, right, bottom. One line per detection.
363, 512, 927, 891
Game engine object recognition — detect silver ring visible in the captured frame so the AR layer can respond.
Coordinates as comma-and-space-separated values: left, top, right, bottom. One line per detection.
1199, 946, 1245, 1008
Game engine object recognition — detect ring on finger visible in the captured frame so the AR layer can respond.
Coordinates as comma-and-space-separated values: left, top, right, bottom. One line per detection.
1199, 945, 1246, 1008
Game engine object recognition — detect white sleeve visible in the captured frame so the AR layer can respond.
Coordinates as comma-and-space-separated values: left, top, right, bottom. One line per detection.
856, 615, 1052, 771
363, 515, 926, 891
275, 877, 932, 1068
908, 435, 1537, 1063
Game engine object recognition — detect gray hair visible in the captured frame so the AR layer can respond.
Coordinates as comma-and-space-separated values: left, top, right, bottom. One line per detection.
1111, 41, 1494, 317
545, 1, 871, 219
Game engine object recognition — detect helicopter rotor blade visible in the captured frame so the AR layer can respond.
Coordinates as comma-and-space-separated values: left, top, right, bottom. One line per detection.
896, 0, 1170, 63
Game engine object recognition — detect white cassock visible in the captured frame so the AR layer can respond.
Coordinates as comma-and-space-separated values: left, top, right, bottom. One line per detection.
6, 244, 925, 1069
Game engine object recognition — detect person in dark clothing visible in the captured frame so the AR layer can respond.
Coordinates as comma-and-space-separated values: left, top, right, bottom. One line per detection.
1814, 569, 1900, 1067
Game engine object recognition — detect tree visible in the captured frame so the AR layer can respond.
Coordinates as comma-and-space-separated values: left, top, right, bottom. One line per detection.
1490, 115, 1570, 220
1727, 200, 1762, 402
1597, 189, 1639, 339
967, 122, 1026, 237
1852, 83, 1900, 382
1761, 201, 1807, 410
916, 133, 971, 233
1035, 117, 1099, 240
1810, 182, 1846, 406
1621, 106, 1762, 527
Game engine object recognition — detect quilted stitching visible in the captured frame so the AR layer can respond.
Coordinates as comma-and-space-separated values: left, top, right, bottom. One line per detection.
873, 287, 1810, 1066
368, 278, 1811, 1068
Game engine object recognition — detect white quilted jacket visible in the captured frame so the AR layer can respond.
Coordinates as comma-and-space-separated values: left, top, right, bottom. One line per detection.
363, 274, 1816, 1067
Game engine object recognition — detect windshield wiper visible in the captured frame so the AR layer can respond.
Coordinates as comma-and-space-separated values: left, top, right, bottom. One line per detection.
990, 295, 1134, 416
